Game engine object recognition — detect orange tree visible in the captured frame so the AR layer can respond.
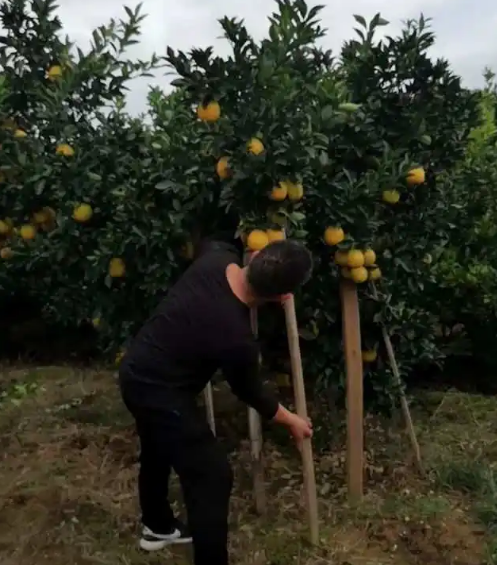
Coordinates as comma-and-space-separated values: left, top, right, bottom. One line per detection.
0, 0, 482, 408
163, 1, 480, 408
0, 0, 174, 352
430, 73, 497, 373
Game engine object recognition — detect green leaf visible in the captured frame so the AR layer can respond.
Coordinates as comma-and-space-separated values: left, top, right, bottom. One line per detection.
155, 180, 176, 191
319, 151, 329, 166
321, 105, 334, 120
353, 14, 367, 28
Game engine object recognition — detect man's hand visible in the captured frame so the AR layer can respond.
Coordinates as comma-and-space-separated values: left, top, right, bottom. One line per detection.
272, 404, 313, 448
287, 413, 313, 443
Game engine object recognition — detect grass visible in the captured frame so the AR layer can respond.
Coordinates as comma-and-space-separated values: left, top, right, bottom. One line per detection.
0, 366, 496, 564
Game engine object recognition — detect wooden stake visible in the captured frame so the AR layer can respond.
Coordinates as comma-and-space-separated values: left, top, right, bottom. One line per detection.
248, 307, 266, 514
283, 294, 319, 545
243, 249, 266, 515
340, 279, 364, 502
371, 284, 424, 474
204, 382, 216, 436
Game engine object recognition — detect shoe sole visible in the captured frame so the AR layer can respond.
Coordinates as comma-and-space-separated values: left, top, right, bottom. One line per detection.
139, 537, 193, 551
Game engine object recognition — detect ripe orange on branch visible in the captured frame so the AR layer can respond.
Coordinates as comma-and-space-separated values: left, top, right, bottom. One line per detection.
56, 143, 75, 157
383, 189, 400, 204
406, 167, 425, 187
363, 249, 376, 266
266, 228, 284, 243
350, 266, 368, 283
0, 247, 13, 260
216, 156, 231, 179
324, 227, 345, 246
287, 181, 304, 202
197, 100, 221, 122
362, 350, 377, 362
270, 182, 287, 201
73, 203, 93, 223
0, 219, 11, 235
109, 258, 126, 278
47, 65, 62, 81
20, 224, 36, 241
247, 230, 269, 251
33, 207, 56, 231
247, 137, 264, 155
369, 267, 382, 281
334, 250, 349, 267
347, 249, 365, 268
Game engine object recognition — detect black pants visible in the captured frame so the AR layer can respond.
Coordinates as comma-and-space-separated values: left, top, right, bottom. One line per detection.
122, 393, 233, 565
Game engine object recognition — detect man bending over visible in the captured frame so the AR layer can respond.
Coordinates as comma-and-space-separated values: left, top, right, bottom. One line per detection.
119, 238, 314, 565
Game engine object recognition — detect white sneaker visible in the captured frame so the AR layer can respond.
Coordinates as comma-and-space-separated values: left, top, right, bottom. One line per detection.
139, 522, 192, 551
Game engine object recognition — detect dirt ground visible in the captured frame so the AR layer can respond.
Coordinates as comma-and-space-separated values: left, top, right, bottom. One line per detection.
0, 365, 496, 565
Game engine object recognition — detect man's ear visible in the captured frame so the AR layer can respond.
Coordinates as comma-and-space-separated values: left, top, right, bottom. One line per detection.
249, 250, 260, 262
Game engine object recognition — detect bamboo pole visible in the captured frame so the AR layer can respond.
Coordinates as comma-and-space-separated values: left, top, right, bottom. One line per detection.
204, 382, 216, 435
371, 284, 424, 474
340, 279, 364, 502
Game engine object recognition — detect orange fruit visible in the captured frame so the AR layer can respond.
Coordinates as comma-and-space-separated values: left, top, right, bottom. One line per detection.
216, 156, 230, 179
363, 249, 376, 266
347, 250, 364, 268
197, 101, 221, 122
287, 181, 304, 202
350, 266, 368, 283
266, 229, 284, 243
20, 224, 36, 241
0, 247, 13, 260
406, 167, 425, 187
73, 203, 93, 223
270, 182, 288, 201
362, 350, 377, 363
247, 138, 264, 155
247, 230, 269, 251
334, 250, 349, 267
383, 190, 400, 204
56, 143, 74, 157
324, 227, 345, 246
109, 258, 126, 278
47, 65, 63, 81
369, 267, 382, 281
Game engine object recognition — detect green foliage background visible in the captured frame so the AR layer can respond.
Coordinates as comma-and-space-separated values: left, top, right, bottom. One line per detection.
1, 0, 495, 408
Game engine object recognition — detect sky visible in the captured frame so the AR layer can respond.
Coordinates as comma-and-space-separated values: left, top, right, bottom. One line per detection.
55, 0, 497, 115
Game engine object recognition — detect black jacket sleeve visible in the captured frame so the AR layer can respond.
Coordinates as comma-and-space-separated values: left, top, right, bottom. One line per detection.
221, 342, 279, 420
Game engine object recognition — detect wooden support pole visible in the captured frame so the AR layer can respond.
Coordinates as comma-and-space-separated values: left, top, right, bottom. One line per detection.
204, 382, 216, 436
283, 295, 319, 544
371, 284, 424, 474
242, 248, 266, 515
340, 279, 364, 502
248, 307, 266, 514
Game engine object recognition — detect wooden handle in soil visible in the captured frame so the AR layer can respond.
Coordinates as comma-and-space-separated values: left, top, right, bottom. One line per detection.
283, 293, 319, 545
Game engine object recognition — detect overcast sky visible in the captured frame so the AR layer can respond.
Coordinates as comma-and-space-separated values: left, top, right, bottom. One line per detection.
55, 0, 496, 115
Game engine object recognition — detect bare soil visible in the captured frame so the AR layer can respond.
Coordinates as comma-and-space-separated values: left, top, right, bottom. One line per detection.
0, 365, 494, 564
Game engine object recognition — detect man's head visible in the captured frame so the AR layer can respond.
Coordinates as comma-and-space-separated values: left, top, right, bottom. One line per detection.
246, 240, 313, 301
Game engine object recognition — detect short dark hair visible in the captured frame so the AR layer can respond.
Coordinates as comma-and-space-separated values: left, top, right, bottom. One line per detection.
247, 240, 313, 299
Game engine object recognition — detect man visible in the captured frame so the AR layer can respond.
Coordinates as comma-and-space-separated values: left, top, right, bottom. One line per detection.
119, 237, 314, 565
